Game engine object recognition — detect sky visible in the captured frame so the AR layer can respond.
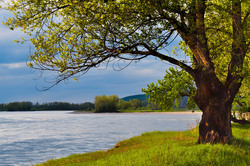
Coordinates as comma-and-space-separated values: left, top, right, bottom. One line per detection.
0, 4, 181, 104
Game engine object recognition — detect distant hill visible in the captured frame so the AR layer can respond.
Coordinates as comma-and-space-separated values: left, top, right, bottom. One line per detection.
177, 96, 188, 108
121, 94, 188, 108
121, 94, 148, 101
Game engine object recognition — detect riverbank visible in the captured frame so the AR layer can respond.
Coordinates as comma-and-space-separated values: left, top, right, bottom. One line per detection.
72, 110, 202, 114
36, 123, 250, 166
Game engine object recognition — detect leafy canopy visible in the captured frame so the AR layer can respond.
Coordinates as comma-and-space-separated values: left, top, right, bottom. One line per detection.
143, 66, 249, 112
142, 67, 196, 110
3, 0, 249, 87
3, 0, 176, 83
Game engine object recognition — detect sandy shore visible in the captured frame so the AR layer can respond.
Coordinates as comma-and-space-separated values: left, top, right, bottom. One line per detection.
133, 111, 202, 114
71, 111, 202, 114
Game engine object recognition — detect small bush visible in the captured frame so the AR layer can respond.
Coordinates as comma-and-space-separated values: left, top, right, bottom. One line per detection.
94, 95, 119, 112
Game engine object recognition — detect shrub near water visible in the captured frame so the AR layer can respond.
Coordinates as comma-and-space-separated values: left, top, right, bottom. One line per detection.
37, 124, 249, 166
94, 95, 119, 112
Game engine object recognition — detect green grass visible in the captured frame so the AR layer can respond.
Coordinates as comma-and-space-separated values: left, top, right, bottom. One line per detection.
120, 108, 201, 113
119, 109, 155, 113
36, 124, 250, 166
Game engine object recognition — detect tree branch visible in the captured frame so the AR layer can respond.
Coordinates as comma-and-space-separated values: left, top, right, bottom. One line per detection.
151, 51, 195, 76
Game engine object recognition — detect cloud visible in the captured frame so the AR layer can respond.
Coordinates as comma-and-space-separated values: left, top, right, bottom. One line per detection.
0, 26, 30, 63
0, 62, 26, 69
9, 56, 169, 103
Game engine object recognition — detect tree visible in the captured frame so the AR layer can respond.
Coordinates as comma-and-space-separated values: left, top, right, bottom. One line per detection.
143, 67, 249, 119
129, 99, 142, 109
232, 78, 250, 120
117, 100, 131, 110
5, 101, 33, 111
4, 0, 249, 143
79, 102, 95, 111
94, 95, 119, 112
0, 103, 6, 111
142, 67, 197, 111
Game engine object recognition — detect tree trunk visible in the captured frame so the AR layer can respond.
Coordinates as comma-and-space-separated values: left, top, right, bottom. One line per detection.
194, 70, 235, 144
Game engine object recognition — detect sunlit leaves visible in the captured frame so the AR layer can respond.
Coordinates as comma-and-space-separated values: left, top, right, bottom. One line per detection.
95, 95, 119, 112
205, 0, 249, 83
142, 67, 196, 111
3, 0, 178, 81
3, 0, 249, 94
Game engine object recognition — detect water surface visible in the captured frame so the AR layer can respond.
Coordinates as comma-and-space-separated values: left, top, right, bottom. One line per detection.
0, 111, 201, 166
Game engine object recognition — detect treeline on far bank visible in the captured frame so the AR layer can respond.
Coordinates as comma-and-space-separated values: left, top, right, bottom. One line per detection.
0, 94, 181, 112
94, 95, 149, 113
0, 95, 152, 112
0, 101, 95, 111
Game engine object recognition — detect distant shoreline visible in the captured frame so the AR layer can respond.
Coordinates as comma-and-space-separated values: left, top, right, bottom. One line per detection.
0, 110, 203, 115
71, 111, 202, 114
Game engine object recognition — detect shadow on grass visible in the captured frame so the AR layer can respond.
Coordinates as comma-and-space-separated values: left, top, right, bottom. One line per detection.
232, 137, 250, 148
232, 123, 250, 129
231, 123, 250, 150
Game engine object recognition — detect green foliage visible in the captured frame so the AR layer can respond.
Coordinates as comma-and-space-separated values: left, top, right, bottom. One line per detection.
3, 0, 249, 94
34, 102, 94, 111
3, 1, 249, 113
4, 0, 249, 74
36, 124, 250, 166
233, 78, 250, 114
78, 102, 95, 111
5, 101, 33, 111
0, 0, 203, 84
0, 104, 6, 111
142, 67, 196, 111
0, 101, 94, 111
94, 95, 119, 112
3, 0, 250, 143
143, 66, 249, 113
130, 98, 142, 108
4, 0, 173, 84
117, 100, 131, 110
118, 98, 148, 110
204, 1, 250, 83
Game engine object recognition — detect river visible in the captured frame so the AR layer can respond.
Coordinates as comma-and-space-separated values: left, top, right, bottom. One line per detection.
0, 111, 201, 166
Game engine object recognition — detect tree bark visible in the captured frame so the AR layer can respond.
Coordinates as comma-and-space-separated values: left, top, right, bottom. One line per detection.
194, 70, 234, 144
165, 0, 246, 144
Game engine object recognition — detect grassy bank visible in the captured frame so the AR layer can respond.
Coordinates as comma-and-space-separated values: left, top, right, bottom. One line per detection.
119, 107, 201, 113
37, 124, 249, 166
